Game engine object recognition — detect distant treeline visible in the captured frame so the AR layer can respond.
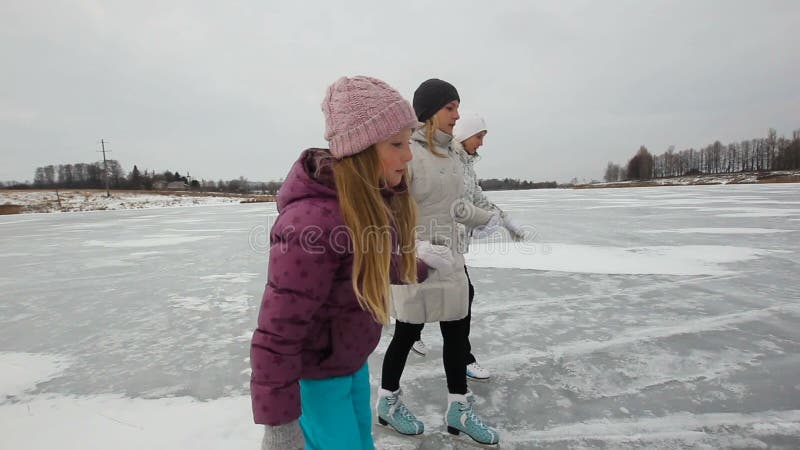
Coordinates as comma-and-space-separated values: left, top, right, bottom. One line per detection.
605, 128, 800, 181
1, 161, 281, 194
479, 178, 557, 190
3, 160, 556, 193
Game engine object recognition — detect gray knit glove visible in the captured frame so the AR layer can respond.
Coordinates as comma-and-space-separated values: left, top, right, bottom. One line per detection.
261, 421, 304, 450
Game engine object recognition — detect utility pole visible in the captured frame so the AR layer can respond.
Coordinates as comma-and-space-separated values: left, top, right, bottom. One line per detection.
98, 139, 112, 197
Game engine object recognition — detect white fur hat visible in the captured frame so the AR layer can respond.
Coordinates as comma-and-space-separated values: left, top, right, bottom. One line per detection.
453, 111, 487, 143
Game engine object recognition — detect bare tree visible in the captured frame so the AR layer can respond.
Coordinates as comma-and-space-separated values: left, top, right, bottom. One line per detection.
626, 146, 654, 180
604, 162, 621, 182
106, 159, 125, 188
34, 167, 46, 187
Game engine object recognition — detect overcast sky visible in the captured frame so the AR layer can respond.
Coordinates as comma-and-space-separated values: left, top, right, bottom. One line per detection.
2, 0, 798, 184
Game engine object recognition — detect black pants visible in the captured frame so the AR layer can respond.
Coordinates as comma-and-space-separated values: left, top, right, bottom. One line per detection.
417, 266, 477, 363
465, 266, 476, 365
380, 267, 475, 395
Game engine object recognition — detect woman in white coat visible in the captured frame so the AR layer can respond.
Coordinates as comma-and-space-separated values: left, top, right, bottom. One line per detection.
376, 79, 500, 447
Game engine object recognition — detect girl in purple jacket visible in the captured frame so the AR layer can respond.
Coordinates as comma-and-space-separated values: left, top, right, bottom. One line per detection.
250, 76, 450, 450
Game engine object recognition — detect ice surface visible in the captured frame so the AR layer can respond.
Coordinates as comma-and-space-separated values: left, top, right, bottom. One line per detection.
84, 235, 219, 248
1, 185, 799, 449
639, 227, 794, 234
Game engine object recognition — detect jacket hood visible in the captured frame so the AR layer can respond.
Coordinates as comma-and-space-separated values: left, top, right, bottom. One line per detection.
277, 148, 407, 211
277, 149, 337, 211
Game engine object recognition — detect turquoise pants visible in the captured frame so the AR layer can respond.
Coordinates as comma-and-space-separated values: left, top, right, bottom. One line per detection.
299, 362, 374, 450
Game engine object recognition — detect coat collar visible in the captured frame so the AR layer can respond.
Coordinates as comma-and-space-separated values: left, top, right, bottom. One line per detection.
411, 127, 454, 151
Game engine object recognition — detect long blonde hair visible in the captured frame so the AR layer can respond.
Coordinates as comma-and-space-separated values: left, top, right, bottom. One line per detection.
423, 115, 448, 158
333, 146, 417, 325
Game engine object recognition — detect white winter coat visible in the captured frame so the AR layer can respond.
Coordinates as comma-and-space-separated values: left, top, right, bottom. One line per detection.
389, 128, 493, 323
454, 140, 504, 252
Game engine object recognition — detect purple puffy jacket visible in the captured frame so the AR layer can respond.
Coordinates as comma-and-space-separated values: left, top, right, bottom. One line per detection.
250, 149, 426, 426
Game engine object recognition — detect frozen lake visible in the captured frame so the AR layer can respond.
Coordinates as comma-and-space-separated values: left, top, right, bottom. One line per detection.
1, 184, 799, 449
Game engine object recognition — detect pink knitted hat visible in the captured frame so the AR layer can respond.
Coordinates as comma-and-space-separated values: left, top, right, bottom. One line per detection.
322, 76, 420, 159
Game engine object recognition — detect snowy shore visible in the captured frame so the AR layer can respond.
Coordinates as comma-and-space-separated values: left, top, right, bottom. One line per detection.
578, 170, 800, 189
0, 190, 274, 214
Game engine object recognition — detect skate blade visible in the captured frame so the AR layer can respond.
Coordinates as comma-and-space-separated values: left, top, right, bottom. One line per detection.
447, 432, 500, 448
375, 419, 424, 439
466, 375, 491, 383
446, 424, 500, 448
